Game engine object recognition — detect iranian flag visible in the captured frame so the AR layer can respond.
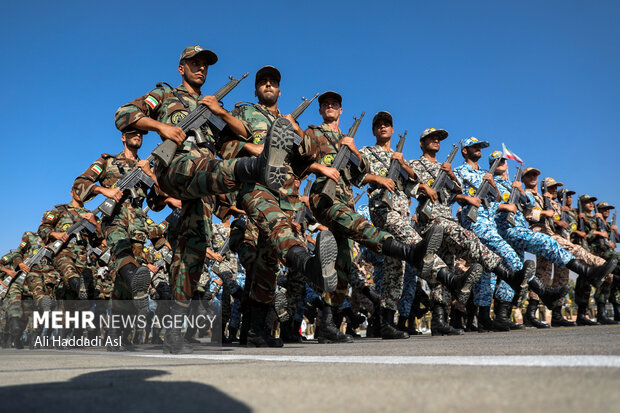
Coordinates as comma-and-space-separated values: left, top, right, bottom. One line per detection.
502, 143, 523, 164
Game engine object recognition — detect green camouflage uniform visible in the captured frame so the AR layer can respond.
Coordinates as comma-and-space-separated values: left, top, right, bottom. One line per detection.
115, 84, 242, 304
223, 102, 315, 304
307, 124, 391, 308
587, 216, 620, 305
38, 204, 102, 299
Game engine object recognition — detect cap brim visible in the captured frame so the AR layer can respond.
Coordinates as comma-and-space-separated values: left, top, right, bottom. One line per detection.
318, 91, 342, 105
581, 197, 598, 203
182, 49, 218, 65
598, 205, 615, 210
523, 168, 541, 176
547, 181, 563, 187
422, 130, 448, 141
255, 66, 281, 84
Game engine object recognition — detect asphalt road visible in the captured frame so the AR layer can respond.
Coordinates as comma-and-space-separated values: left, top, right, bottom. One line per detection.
1, 325, 619, 413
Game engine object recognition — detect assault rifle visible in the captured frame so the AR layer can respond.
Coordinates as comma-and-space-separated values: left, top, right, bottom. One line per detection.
379, 131, 411, 208
87, 245, 111, 266
165, 208, 182, 231
504, 165, 523, 226
540, 181, 554, 229
353, 191, 364, 205
320, 112, 365, 201
257, 93, 319, 145
0, 247, 52, 299
154, 246, 173, 270
95, 165, 155, 217
577, 199, 588, 248
419, 140, 462, 220
610, 212, 618, 244
559, 189, 571, 238
48, 219, 97, 255
151, 73, 249, 166
294, 180, 313, 224
594, 205, 611, 248
465, 157, 501, 222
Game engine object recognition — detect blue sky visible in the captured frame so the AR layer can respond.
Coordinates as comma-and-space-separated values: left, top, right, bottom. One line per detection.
0, 1, 619, 254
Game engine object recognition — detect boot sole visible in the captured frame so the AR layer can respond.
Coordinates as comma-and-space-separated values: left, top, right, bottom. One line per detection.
263, 118, 294, 191
420, 226, 444, 277
37, 295, 52, 312
455, 263, 482, 304
591, 257, 618, 289
314, 230, 338, 293
131, 266, 152, 314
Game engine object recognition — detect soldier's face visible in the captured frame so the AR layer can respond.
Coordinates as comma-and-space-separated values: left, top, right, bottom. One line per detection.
179, 56, 209, 87
495, 159, 507, 173
255, 77, 281, 105
522, 173, 538, 188
566, 195, 573, 206
319, 99, 342, 121
583, 200, 594, 212
122, 131, 143, 150
421, 136, 441, 153
373, 122, 393, 140
548, 185, 558, 197
602, 209, 611, 218
463, 145, 482, 161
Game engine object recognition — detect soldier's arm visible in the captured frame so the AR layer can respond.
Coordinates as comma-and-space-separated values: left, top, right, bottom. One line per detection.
38, 208, 66, 243
72, 157, 122, 203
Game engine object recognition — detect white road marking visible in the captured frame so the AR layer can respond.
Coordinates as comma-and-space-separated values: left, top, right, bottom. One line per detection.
124, 353, 620, 368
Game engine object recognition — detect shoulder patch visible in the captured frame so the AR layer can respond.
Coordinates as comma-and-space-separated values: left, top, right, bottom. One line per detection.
100, 153, 116, 159
90, 164, 103, 175
234, 101, 254, 108
145, 95, 159, 109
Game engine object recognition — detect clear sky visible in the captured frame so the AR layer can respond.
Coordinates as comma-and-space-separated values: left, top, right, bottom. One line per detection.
0, 1, 618, 254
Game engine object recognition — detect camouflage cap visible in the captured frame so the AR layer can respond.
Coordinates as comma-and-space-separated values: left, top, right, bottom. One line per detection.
461, 136, 489, 149
488, 150, 506, 164
179, 45, 218, 65
522, 166, 541, 177
255, 66, 281, 86
543, 177, 563, 187
420, 128, 448, 141
372, 111, 393, 128
558, 188, 576, 197
318, 91, 342, 106
597, 201, 615, 210
121, 127, 148, 135
579, 194, 598, 203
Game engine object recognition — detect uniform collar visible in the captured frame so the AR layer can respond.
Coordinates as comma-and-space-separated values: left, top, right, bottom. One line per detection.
320, 122, 341, 134
256, 103, 282, 118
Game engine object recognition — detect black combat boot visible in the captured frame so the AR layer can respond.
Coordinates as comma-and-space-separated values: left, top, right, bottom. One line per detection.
365, 309, 381, 338
342, 307, 364, 338
493, 300, 524, 330
576, 305, 600, 326
478, 306, 509, 332
380, 307, 409, 339
285, 231, 338, 293
279, 319, 302, 344
163, 302, 194, 354
613, 302, 620, 322
431, 304, 463, 336
436, 264, 483, 304
596, 302, 620, 325
118, 263, 151, 315
381, 225, 444, 273
406, 311, 422, 335
527, 277, 571, 309
450, 308, 465, 331
184, 325, 200, 344
551, 305, 576, 327
8, 317, 24, 349
233, 117, 295, 191
316, 305, 353, 343
247, 302, 283, 348
493, 260, 534, 292
465, 301, 480, 332
361, 285, 381, 308
566, 257, 618, 289
524, 299, 550, 328
68, 277, 87, 300
151, 327, 163, 344
396, 314, 408, 332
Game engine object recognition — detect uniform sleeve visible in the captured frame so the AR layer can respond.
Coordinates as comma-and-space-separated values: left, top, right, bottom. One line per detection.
13, 234, 31, 266
114, 86, 167, 132
38, 208, 60, 243
147, 219, 168, 250
72, 156, 106, 203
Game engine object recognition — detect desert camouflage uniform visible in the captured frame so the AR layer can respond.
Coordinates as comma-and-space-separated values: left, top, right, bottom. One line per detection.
115, 84, 242, 304
308, 124, 394, 308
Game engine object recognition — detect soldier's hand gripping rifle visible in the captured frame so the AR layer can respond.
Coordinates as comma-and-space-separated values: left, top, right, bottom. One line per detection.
48, 218, 97, 255
294, 179, 313, 224
151, 73, 249, 167
541, 181, 554, 229
0, 246, 52, 299
87, 245, 111, 266
594, 205, 611, 247
320, 112, 365, 201
505, 165, 524, 226
419, 140, 462, 220
465, 157, 501, 223
610, 211, 618, 244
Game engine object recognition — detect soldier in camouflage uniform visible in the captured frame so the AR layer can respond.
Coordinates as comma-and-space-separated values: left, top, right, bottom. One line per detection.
579, 198, 620, 324
218, 67, 338, 347
306, 94, 446, 343
4, 232, 58, 348
523, 174, 612, 327
114, 47, 299, 353
596, 202, 620, 321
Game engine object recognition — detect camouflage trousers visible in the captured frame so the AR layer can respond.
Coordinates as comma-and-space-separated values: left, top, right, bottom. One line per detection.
6, 271, 50, 319
593, 250, 620, 305
370, 206, 433, 311
239, 185, 306, 304
168, 198, 214, 303
310, 195, 391, 308
532, 234, 605, 302
462, 220, 517, 306
396, 263, 418, 317
103, 203, 149, 275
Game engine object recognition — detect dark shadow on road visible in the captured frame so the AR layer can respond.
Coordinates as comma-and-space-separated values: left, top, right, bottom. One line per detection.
0, 369, 252, 412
